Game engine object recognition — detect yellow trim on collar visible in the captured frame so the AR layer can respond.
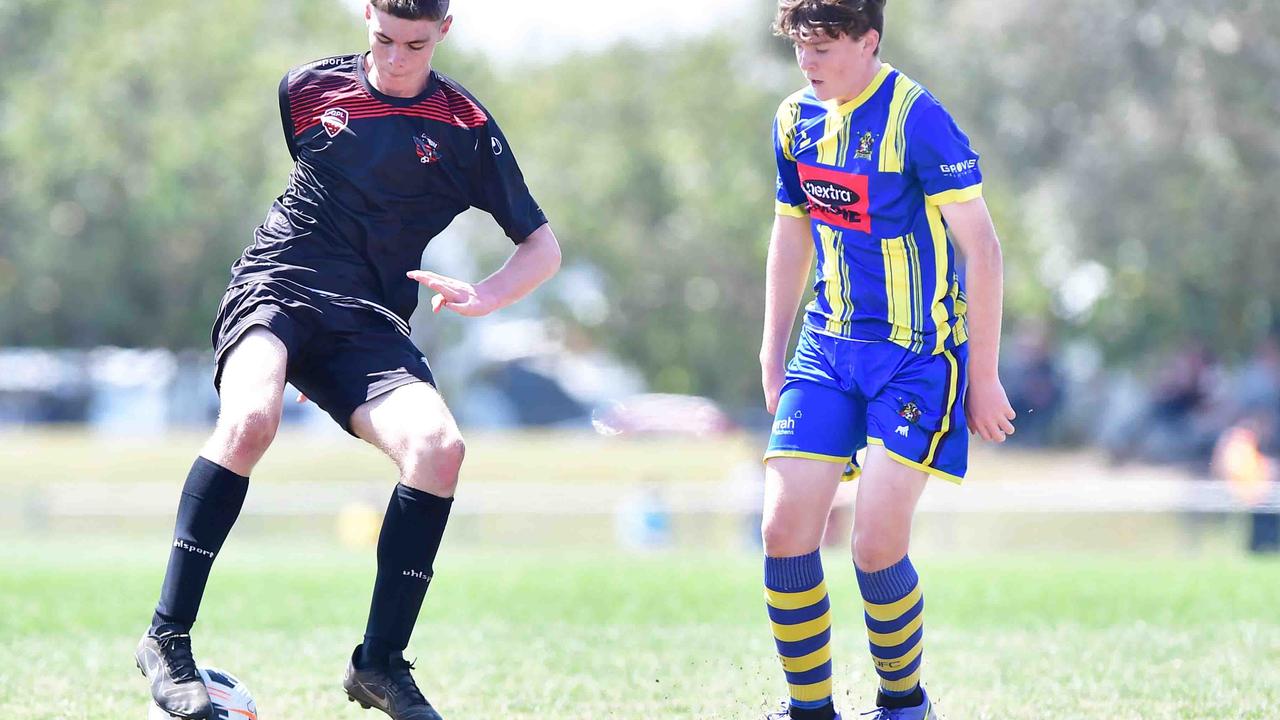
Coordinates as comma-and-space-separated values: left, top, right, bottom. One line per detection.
826, 63, 894, 116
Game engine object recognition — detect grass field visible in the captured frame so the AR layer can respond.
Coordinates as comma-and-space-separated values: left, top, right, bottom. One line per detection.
1, 431, 1277, 718
1, 534, 1278, 720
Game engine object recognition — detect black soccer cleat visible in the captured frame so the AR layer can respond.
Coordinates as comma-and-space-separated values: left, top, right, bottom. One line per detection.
765, 703, 843, 720
343, 646, 444, 720
135, 624, 212, 719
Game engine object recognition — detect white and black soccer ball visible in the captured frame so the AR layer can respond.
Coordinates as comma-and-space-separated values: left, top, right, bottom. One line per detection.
148, 667, 257, 720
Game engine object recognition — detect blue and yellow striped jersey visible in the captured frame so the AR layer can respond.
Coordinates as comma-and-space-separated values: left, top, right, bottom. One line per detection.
774, 64, 981, 355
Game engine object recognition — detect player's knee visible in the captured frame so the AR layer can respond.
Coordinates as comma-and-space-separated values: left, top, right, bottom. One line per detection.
852, 528, 907, 572
217, 409, 280, 461
761, 514, 813, 557
402, 428, 465, 495
432, 432, 466, 480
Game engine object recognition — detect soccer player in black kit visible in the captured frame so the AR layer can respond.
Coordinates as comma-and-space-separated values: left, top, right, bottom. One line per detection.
134, 2, 561, 718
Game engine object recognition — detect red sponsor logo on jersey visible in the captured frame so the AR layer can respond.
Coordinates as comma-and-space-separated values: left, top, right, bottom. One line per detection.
320, 107, 349, 138
798, 163, 871, 233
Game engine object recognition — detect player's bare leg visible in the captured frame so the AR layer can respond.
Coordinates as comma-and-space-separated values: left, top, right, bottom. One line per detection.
762, 458, 844, 720
139, 327, 288, 719
198, 327, 290, 476
352, 380, 465, 497
342, 381, 462, 720
851, 448, 928, 572
850, 446, 936, 719
762, 458, 844, 556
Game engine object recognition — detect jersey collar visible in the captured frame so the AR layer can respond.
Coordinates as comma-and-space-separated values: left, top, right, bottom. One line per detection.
824, 63, 894, 116
357, 53, 440, 107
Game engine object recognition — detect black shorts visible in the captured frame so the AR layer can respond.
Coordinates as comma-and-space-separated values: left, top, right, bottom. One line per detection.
211, 280, 435, 435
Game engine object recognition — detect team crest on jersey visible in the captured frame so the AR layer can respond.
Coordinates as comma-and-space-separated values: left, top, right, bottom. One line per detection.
414, 133, 441, 164
320, 108, 349, 138
797, 163, 872, 233
898, 401, 923, 424
854, 131, 876, 161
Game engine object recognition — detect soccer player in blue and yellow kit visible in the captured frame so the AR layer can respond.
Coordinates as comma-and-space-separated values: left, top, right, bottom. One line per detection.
133, 2, 560, 719
759, 1, 1016, 719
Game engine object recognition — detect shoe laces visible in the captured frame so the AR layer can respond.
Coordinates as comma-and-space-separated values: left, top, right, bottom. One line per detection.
861, 709, 894, 720
156, 632, 200, 683
388, 656, 427, 706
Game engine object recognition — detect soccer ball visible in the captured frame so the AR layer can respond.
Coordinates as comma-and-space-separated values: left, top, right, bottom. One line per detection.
148, 667, 257, 719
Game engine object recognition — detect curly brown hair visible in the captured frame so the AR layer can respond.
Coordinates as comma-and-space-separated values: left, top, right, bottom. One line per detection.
370, 0, 450, 22
773, 0, 886, 51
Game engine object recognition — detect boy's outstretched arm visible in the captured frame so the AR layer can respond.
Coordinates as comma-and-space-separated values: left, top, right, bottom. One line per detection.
408, 223, 561, 317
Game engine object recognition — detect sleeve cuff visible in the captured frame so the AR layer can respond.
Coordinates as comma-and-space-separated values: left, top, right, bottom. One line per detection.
925, 183, 983, 207
775, 201, 810, 218
507, 216, 548, 244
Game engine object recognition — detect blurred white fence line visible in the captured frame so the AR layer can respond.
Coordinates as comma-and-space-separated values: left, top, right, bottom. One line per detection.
5, 478, 1277, 520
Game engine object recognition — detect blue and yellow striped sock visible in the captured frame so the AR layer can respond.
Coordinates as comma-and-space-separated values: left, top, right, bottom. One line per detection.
855, 555, 924, 708
765, 550, 834, 717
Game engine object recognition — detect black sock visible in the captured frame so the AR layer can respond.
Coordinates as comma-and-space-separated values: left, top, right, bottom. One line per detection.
151, 457, 250, 632
789, 702, 836, 720
877, 686, 924, 709
359, 483, 452, 669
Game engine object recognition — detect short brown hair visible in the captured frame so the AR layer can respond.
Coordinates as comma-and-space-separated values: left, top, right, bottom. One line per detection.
774, 0, 886, 50
370, 0, 450, 21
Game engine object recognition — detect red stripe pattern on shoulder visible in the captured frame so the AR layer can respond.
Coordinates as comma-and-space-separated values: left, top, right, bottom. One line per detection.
289, 72, 489, 137
438, 82, 488, 129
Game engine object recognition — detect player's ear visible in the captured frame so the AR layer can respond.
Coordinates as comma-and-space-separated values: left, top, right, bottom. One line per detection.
863, 29, 880, 55
364, 2, 373, 21
437, 15, 453, 41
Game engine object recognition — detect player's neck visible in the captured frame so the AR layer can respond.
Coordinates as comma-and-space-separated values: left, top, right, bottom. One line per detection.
834, 58, 884, 105
364, 54, 433, 98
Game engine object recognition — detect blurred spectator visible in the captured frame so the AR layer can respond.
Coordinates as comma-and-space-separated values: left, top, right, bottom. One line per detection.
1233, 335, 1280, 416
1211, 409, 1279, 554
1002, 324, 1064, 447
1150, 343, 1216, 422
1103, 341, 1224, 467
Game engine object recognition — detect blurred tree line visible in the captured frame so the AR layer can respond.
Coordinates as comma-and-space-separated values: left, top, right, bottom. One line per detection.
1, 0, 1276, 408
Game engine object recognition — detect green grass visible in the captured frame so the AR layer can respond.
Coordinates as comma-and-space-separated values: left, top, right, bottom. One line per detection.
1, 431, 1274, 717
1, 535, 1277, 720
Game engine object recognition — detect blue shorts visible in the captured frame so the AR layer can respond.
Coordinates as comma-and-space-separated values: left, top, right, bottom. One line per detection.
765, 326, 969, 484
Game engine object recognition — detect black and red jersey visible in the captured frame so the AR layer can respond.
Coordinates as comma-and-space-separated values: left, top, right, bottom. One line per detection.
229, 53, 547, 323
